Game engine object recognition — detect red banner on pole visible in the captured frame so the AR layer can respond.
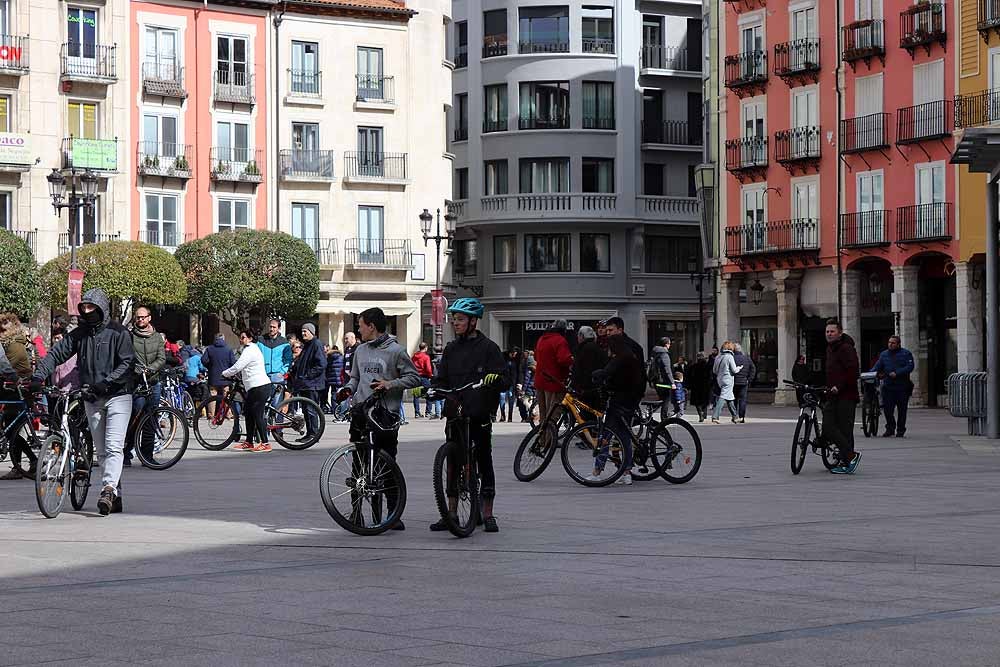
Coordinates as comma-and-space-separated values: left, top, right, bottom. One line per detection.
431, 289, 445, 326
67, 269, 85, 315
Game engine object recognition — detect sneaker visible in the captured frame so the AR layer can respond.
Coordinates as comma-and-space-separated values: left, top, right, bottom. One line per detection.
484, 516, 499, 533
711, 419, 720, 424
846, 452, 862, 474
391, 520, 406, 531
0, 468, 24, 480
111, 494, 123, 514
882, 430, 894, 437
731, 417, 739, 424
584, 473, 603, 482
615, 472, 633, 486
414, 413, 423, 419
294, 435, 312, 443
251, 443, 272, 453
740, 418, 746, 424
232, 442, 254, 451
429, 516, 453, 532
97, 486, 116, 516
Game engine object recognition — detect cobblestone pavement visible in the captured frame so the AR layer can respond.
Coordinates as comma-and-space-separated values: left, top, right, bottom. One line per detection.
1, 405, 999, 666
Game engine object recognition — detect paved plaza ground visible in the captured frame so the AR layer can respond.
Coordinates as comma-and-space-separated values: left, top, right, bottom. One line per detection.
2, 405, 1000, 666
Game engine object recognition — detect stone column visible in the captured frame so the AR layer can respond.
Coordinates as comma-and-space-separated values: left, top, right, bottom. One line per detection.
956, 262, 985, 372
841, 269, 863, 345
716, 274, 742, 348
773, 269, 803, 406
188, 313, 201, 346
892, 265, 925, 406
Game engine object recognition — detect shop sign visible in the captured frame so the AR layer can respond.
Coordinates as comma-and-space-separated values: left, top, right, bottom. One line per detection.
0, 133, 30, 165
71, 138, 117, 170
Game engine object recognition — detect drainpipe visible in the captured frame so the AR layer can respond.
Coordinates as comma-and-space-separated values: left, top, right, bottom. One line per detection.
835, 0, 844, 323
273, 4, 285, 232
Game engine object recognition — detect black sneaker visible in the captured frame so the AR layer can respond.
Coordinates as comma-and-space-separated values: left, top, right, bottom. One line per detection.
483, 517, 499, 533
429, 516, 453, 532
97, 487, 115, 516
881, 431, 895, 437
122, 459, 132, 468
896, 432, 906, 438
391, 520, 405, 531
111, 494, 123, 514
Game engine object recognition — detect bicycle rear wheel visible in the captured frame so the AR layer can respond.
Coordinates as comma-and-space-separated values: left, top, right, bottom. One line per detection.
654, 418, 702, 484
865, 396, 880, 438
791, 413, 810, 474
513, 421, 559, 482
70, 428, 94, 511
319, 444, 407, 535
193, 396, 240, 450
35, 435, 69, 518
271, 396, 325, 450
433, 442, 479, 537
134, 407, 189, 470
561, 421, 627, 487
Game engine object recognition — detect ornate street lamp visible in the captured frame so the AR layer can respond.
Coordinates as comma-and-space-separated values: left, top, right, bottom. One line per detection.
688, 254, 711, 351
47, 167, 98, 271
749, 277, 765, 306
421, 206, 457, 355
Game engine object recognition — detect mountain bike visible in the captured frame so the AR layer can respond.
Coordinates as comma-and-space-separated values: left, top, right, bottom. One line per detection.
428, 380, 487, 538
860, 372, 880, 438
319, 390, 406, 535
0, 380, 48, 468
34, 386, 94, 518
513, 380, 602, 482
193, 379, 325, 450
784, 380, 841, 473
129, 373, 190, 470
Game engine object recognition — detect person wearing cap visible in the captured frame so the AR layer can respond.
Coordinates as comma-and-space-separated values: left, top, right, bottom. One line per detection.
534, 319, 574, 443
293, 322, 327, 441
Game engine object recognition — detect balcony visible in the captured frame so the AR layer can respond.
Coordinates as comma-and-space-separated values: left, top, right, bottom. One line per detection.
641, 120, 702, 147
454, 127, 468, 141
978, 0, 1000, 39
483, 118, 508, 133
343, 151, 409, 185
60, 42, 117, 83
955, 88, 1000, 128
0, 35, 29, 75
583, 115, 615, 130
279, 149, 335, 181
900, 3, 946, 55
519, 114, 570, 130
775, 126, 821, 172
58, 232, 121, 256
299, 238, 340, 267
137, 229, 192, 249
896, 100, 953, 145
209, 147, 263, 184
637, 196, 700, 223
582, 37, 614, 54
518, 39, 569, 54
641, 45, 697, 73
9, 229, 36, 256
479, 193, 618, 220
724, 136, 768, 181
896, 202, 953, 243
136, 142, 192, 179
62, 137, 118, 171
725, 219, 820, 260
840, 113, 890, 154
288, 69, 321, 98
214, 70, 254, 106
356, 74, 395, 104
344, 238, 412, 269
724, 51, 767, 96
842, 20, 884, 69
773, 39, 820, 85
840, 210, 892, 248
454, 49, 468, 68
483, 36, 508, 58
142, 61, 185, 98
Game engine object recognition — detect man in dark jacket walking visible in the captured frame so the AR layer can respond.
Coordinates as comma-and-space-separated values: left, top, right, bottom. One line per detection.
870, 335, 915, 438
732, 343, 757, 423
33, 288, 135, 515
294, 323, 327, 440
824, 319, 861, 474
203, 334, 237, 398
325, 345, 344, 416
571, 326, 606, 413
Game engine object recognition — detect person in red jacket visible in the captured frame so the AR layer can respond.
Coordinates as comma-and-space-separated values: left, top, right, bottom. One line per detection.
411, 342, 437, 418
824, 318, 861, 474
534, 319, 573, 439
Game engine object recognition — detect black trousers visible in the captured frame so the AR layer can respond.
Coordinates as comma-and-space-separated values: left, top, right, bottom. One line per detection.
3, 408, 35, 471
349, 411, 402, 518
823, 398, 857, 464
299, 389, 322, 435
244, 384, 271, 444
882, 386, 909, 435
446, 419, 496, 501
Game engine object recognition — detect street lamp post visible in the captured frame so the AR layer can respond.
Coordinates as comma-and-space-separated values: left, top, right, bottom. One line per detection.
687, 255, 711, 352
419, 207, 456, 356
47, 168, 99, 270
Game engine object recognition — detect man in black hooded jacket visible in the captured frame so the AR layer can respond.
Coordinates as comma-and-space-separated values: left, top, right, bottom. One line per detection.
33, 288, 135, 515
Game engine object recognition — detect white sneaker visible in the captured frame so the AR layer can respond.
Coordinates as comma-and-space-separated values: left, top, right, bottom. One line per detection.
584, 473, 603, 482
615, 472, 633, 486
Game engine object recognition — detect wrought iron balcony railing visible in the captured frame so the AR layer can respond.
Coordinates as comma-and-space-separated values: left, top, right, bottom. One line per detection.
775, 126, 821, 163
483, 118, 508, 133
773, 39, 820, 77
483, 36, 508, 58
954, 88, 1000, 128
840, 113, 890, 154
288, 69, 321, 97
641, 44, 694, 71
896, 202, 953, 242
137, 229, 191, 248
582, 37, 614, 53
840, 210, 892, 248
209, 147, 263, 183
725, 219, 820, 257
344, 151, 408, 181
454, 127, 468, 141
641, 120, 702, 145
297, 238, 340, 266
60, 42, 116, 81
725, 136, 768, 171
519, 114, 570, 130
214, 70, 254, 105
344, 238, 412, 268
900, 2, 946, 53
142, 61, 185, 97
519, 39, 569, 54
842, 20, 885, 63
9, 229, 36, 255
978, 0, 1000, 34
583, 115, 615, 130
356, 74, 394, 103
58, 232, 121, 256
724, 50, 767, 89
136, 142, 193, 178
896, 100, 953, 144
279, 149, 335, 180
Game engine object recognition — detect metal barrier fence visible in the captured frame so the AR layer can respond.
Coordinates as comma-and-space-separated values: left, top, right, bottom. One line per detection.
947, 372, 988, 435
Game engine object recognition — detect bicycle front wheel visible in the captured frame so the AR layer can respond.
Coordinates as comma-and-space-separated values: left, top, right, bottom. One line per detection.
561, 421, 627, 487
193, 396, 240, 450
513, 421, 558, 482
654, 418, 702, 484
271, 396, 325, 450
35, 435, 69, 518
865, 396, 880, 438
319, 444, 407, 535
433, 442, 479, 537
134, 407, 189, 470
70, 428, 94, 511
791, 413, 810, 474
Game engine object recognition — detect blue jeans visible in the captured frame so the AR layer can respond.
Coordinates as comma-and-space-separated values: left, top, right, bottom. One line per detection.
91, 394, 133, 489
268, 373, 286, 408
413, 378, 435, 415
595, 405, 634, 472
127, 382, 162, 462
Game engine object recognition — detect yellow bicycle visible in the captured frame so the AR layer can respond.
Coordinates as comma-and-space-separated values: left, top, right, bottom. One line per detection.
513, 384, 602, 482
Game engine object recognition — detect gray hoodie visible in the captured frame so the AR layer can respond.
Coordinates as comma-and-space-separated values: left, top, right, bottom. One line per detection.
345, 333, 422, 414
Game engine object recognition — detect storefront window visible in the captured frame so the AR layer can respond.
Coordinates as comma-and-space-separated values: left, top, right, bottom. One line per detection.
646, 320, 699, 361
741, 327, 778, 388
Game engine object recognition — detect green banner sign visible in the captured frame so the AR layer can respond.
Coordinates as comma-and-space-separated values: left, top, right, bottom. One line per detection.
71, 139, 117, 170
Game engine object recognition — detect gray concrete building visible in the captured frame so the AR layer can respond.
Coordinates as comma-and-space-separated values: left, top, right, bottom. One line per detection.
446, 0, 710, 356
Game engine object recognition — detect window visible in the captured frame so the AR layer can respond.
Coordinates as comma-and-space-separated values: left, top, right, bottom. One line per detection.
455, 21, 468, 67
145, 193, 179, 247
741, 100, 766, 165
857, 0, 883, 21
742, 186, 767, 252
642, 16, 663, 67
856, 169, 886, 244
455, 93, 468, 140
454, 239, 478, 278
143, 113, 178, 156
0, 0, 8, 37
688, 164, 697, 197
68, 101, 98, 139
484, 160, 508, 195
643, 163, 664, 196
67, 7, 98, 59
0, 192, 10, 231
217, 35, 248, 87
792, 180, 819, 248
915, 162, 946, 237
484, 84, 508, 132
483, 9, 507, 57
644, 236, 700, 274
216, 119, 250, 164
519, 157, 569, 193
292, 122, 319, 152
525, 234, 570, 272
519, 81, 569, 129
582, 158, 614, 193
0, 95, 8, 132
291, 41, 319, 94
582, 81, 614, 129
217, 198, 250, 232
292, 203, 319, 249
494, 235, 517, 273
912, 59, 945, 138
357, 126, 383, 175
455, 168, 469, 199
358, 205, 385, 261
145, 26, 178, 80
357, 47, 384, 99
581, 233, 610, 272
581, 6, 614, 53
519, 7, 569, 53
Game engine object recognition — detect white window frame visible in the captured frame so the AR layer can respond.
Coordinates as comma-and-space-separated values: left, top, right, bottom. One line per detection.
216, 196, 252, 232
142, 190, 182, 248
913, 160, 946, 238
291, 201, 320, 249
790, 176, 819, 249
990, 46, 1000, 90
855, 0, 883, 21
855, 168, 885, 244
741, 183, 767, 253
0, 190, 12, 231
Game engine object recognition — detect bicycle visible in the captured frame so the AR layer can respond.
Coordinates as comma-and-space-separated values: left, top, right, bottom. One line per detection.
0, 380, 49, 468
860, 371, 881, 438
514, 380, 603, 482
34, 385, 94, 518
318, 390, 406, 535
128, 373, 190, 470
427, 380, 489, 538
784, 380, 842, 474
160, 367, 198, 425
193, 379, 325, 450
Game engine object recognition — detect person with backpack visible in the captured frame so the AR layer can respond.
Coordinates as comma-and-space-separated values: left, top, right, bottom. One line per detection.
649, 337, 676, 419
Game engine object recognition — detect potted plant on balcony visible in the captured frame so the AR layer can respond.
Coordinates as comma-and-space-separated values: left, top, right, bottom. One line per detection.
173, 155, 190, 172
243, 160, 261, 178
143, 155, 160, 170
214, 160, 229, 176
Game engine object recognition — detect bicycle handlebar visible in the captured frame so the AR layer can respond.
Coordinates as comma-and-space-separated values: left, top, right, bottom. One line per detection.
425, 379, 485, 400
783, 379, 829, 394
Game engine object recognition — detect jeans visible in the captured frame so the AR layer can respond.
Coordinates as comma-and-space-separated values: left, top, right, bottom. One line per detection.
85, 394, 131, 491
128, 382, 162, 462
299, 389, 322, 436
595, 404, 634, 472
712, 397, 737, 420
882, 386, 909, 435
245, 384, 271, 444
734, 384, 749, 419
413, 378, 437, 416
823, 398, 857, 464
268, 374, 286, 408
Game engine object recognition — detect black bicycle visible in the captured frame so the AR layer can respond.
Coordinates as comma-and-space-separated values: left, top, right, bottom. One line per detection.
427, 380, 488, 538
860, 372, 881, 438
319, 390, 407, 536
0, 380, 48, 469
784, 380, 841, 474
34, 385, 94, 518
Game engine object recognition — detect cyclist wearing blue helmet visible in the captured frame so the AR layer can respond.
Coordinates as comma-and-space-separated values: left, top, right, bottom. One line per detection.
429, 297, 509, 533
